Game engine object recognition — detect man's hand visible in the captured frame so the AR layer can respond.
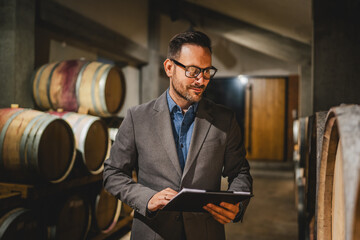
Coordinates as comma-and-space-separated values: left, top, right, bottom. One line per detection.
147, 187, 178, 212
203, 202, 240, 224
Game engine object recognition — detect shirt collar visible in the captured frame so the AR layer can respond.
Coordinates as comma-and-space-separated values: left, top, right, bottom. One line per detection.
166, 89, 198, 114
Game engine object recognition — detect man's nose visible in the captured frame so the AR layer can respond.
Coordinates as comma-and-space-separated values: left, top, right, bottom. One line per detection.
195, 72, 205, 84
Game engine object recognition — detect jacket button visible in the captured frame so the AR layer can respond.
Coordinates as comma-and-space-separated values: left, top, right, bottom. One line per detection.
175, 215, 180, 221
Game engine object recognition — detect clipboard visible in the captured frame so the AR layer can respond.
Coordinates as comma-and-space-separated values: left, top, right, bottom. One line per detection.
161, 188, 253, 212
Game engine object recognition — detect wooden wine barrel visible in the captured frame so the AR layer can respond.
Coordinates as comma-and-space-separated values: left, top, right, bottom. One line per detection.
298, 117, 310, 169
50, 111, 109, 175
0, 108, 76, 183
94, 188, 121, 233
32, 60, 125, 117
77, 61, 125, 116
314, 111, 328, 239
32, 60, 86, 112
316, 105, 360, 240
0, 208, 42, 240
293, 119, 300, 161
301, 112, 327, 240
48, 195, 91, 240
295, 116, 313, 240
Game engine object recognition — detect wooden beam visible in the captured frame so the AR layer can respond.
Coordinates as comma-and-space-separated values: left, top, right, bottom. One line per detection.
36, 0, 149, 66
154, 0, 311, 64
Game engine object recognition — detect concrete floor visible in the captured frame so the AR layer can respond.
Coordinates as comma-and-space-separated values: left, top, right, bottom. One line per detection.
225, 161, 298, 240
119, 161, 298, 240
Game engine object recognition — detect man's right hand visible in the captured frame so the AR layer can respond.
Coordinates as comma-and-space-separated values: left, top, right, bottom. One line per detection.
147, 187, 178, 212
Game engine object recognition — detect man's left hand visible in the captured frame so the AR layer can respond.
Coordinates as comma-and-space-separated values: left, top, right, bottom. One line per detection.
203, 202, 240, 224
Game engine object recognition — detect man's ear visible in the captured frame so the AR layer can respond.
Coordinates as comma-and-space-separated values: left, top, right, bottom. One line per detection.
163, 59, 173, 77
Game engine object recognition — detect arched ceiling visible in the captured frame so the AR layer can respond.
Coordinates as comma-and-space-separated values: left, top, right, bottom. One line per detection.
186, 0, 312, 44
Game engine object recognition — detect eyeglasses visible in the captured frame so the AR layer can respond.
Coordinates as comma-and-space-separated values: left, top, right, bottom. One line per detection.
171, 59, 217, 80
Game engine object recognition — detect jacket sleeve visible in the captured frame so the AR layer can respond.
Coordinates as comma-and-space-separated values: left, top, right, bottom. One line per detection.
222, 113, 253, 222
103, 108, 157, 217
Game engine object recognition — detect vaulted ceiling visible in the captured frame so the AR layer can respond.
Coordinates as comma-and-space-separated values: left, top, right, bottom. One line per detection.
50, 0, 313, 66
157, 0, 312, 64
186, 0, 312, 44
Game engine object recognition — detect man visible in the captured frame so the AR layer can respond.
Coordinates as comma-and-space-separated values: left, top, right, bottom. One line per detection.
103, 31, 252, 240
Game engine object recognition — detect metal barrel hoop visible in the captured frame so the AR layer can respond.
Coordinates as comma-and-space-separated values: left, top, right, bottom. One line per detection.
33, 64, 49, 108
46, 62, 61, 110
26, 114, 52, 175
98, 65, 113, 115
0, 209, 30, 238
91, 63, 106, 115
19, 114, 47, 170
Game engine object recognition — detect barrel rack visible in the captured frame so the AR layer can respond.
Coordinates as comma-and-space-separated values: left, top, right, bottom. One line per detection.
0, 174, 102, 201
0, 174, 133, 239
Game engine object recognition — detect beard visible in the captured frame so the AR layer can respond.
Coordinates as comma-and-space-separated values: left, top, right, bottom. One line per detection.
171, 76, 206, 103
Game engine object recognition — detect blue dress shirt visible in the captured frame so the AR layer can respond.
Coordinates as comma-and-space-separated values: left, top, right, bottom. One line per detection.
166, 90, 198, 171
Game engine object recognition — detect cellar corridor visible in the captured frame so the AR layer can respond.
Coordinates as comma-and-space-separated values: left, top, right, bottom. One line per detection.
119, 161, 298, 240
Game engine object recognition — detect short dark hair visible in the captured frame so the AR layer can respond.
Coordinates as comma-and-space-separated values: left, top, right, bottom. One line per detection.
167, 31, 212, 59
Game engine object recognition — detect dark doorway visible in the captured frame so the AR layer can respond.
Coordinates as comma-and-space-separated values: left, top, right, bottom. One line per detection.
204, 76, 246, 139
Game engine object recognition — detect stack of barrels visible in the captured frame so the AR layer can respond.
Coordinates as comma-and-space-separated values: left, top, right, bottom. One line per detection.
293, 104, 360, 240
0, 60, 128, 239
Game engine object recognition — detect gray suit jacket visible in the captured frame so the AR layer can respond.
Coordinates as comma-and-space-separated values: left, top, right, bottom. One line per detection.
103, 91, 252, 240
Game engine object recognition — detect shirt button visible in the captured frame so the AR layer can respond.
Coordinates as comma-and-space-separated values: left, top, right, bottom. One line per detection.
180, 144, 184, 148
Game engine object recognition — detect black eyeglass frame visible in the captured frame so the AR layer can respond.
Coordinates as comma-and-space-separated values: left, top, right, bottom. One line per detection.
170, 59, 217, 80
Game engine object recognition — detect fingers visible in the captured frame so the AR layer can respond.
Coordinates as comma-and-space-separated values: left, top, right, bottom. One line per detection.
162, 188, 178, 199
203, 202, 240, 225
203, 204, 232, 224
220, 202, 240, 214
148, 194, 168, 212
163, 187, 178, 194
161, 188, 177, 201
147, 188, 178, 212
203, 205, 228, 224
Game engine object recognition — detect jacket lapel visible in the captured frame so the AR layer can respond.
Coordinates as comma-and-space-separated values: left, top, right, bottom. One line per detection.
153, 92, 182, 178
182, 99, 213, 180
